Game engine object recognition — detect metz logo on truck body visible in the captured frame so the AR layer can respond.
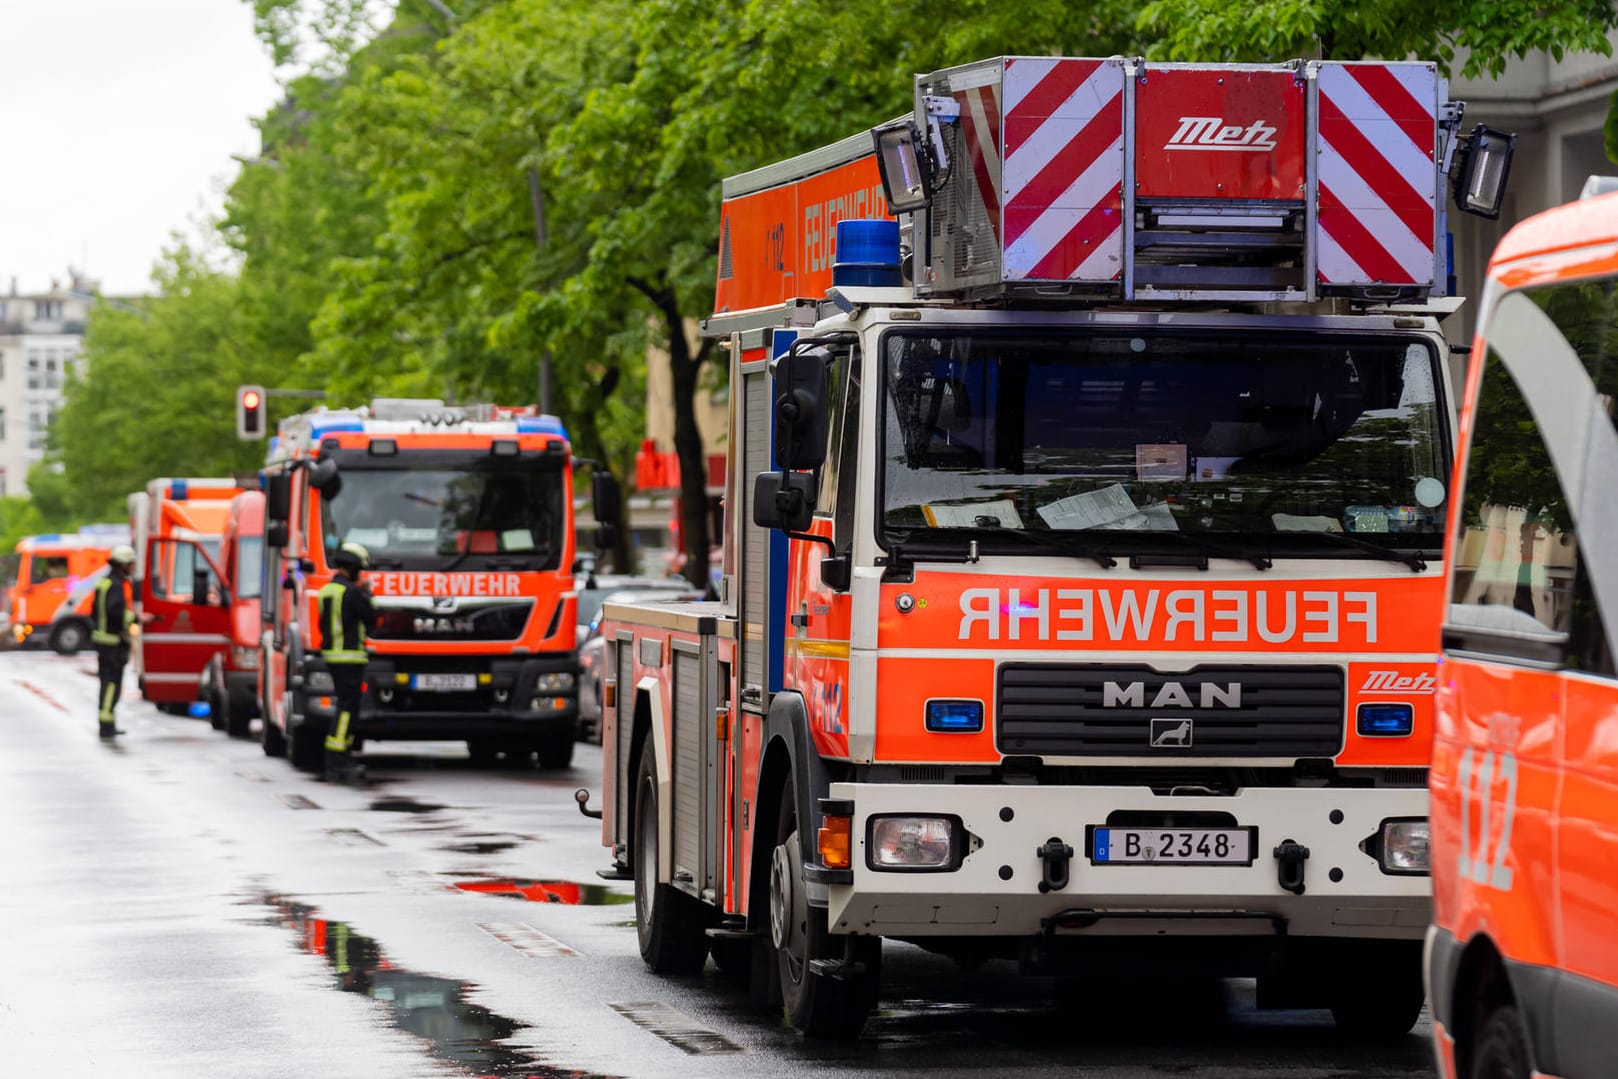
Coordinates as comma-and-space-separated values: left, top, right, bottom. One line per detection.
1360, 670, 1439, 695
1165, 117, 1280, 151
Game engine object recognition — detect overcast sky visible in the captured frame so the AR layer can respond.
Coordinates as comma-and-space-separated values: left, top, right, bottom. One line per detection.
0, 0, 283, 297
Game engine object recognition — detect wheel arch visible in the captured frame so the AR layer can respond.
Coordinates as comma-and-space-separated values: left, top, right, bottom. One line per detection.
1449, 932, 1528, 1077
750, 690, 835, 917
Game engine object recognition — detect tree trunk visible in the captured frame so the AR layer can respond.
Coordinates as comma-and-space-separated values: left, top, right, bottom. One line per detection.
633, 277, 710, 589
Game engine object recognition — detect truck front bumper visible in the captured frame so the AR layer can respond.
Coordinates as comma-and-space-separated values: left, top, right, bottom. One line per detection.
828, 781, 1429, 940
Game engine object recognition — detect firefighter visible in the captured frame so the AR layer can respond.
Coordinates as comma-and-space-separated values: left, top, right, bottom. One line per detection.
91, 545, 140, 738
319, 541, 376, 784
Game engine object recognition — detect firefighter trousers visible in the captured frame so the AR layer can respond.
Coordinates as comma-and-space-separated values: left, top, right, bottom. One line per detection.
324, 663, 366, 757
95, 644, 128, 733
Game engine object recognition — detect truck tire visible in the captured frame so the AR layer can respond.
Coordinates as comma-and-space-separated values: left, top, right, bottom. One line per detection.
536, 733, 574, 770
1327, 939, 1425, 1039
633, 748, 709, 974
262, 713, 286, 758
1470, 1004, 1531, 1079
50, 620, 88, 655
289, 717, 325, 773
225, 682, 255, 739
772, 776, 880, 1039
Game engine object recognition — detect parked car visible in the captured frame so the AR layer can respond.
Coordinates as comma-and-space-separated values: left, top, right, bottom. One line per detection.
577, 582, 701, 743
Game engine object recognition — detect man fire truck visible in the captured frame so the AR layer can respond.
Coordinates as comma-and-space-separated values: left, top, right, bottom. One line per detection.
591, 56, 1514, 1037
258, 399, 580, 772
129, 477, 245, 712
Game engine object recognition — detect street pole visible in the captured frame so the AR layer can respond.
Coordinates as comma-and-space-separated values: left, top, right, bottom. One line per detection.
527, 167, 553, 415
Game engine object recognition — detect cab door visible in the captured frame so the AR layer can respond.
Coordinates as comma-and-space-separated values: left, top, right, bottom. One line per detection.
140, 538, 231, 703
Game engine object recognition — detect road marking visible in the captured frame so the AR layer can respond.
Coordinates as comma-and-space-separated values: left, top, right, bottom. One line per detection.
477, 921, 580, 958
280, 793, 321, 810
389, 869, 455, 895
233, 770, 271, 783
13, 680, 68, 713
325, 827, 384, 847
607, 1001, 744, 1055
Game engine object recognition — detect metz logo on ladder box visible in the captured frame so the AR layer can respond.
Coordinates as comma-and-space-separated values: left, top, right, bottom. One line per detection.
1135, 66, 1305, 201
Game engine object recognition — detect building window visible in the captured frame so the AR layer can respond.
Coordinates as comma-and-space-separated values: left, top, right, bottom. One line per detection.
34, 300, 61, 320
26, 353, 40, 391
45, 357, 59, 390
0, 407, 7, 441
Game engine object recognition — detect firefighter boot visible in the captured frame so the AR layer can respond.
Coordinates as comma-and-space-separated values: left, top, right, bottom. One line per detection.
324, 750, 367, 786
98, 719, 120, 739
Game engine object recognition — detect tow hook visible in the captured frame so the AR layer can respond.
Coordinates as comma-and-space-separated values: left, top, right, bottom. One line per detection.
1273, 839, 1310, 895
574, 788, 603, 820
1037, 837, 1074, 893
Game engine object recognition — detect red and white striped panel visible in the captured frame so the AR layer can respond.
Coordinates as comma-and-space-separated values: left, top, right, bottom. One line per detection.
954, 79, 1003, 242
1316, 63, 1439, 287
1001, 58, 1125, 282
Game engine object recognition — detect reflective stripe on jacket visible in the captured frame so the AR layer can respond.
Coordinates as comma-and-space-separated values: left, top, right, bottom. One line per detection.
92, 576, 133, 647
318, 577, 372, 664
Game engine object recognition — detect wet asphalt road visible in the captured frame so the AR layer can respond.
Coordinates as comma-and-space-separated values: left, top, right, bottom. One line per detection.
0, 649, 1440, 1078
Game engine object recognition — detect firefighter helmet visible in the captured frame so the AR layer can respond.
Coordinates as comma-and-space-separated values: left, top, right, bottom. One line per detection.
109, 545, 136, 566
334, 541, 370, 572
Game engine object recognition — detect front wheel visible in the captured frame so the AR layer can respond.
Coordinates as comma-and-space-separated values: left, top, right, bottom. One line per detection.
225, 683, 255, 739
50, 621, 87, 655
633, 748, 709, 974
289, 715, 325, 772
262, 712, 286, 758
1470, 1004, 1531, 1079
772, 777, 880, 1039
1327, 940, 1425, 1039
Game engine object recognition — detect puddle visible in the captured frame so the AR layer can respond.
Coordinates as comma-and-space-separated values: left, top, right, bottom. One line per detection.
442, 840, 520, 855
453, 878, 633, 906
256, 893, 613, 1077
368, 796, 448, 814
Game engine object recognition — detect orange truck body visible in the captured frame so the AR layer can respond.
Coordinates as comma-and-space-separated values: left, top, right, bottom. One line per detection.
129, 478, 245, 706
597, 55, 1495, 1036
257, 399, 579, 772
7, 529, 127, 648
1426, 186, 1618, 1078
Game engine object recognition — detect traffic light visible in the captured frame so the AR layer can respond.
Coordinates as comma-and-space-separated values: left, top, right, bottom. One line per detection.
237, 385, 267, 441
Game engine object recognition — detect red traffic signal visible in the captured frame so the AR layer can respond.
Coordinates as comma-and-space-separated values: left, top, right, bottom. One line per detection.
237, 384, 267, 440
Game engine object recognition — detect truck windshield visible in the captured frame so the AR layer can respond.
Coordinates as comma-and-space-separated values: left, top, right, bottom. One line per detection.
880, 329, 1447, 556
319, 464, 564, 570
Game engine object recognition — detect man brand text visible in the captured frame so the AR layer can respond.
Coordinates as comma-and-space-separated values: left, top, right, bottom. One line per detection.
371, 572, 524, 598
1104, 681, 1241, 709
1360, 670, 1438, 695
956, 587, 1377, 645
1166, 117, 1279, 151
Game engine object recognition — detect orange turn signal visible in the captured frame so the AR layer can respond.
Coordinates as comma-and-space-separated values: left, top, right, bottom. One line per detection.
603, 679, 616, 709
817, 814, 852, 869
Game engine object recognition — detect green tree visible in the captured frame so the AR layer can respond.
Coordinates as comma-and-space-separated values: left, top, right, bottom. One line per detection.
1136, 0, 1617, 77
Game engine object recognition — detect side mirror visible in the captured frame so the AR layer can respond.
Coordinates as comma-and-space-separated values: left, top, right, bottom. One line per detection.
307, 457, 342, 499
773, 346, 830, 471
1453, 125, 1516, 219
299, 558, 316, 574
820, 554, 852, 593
265, 472, 291, 523
265, 523, 289, 549
591, 471, 622, 551
753, 471, 816, 533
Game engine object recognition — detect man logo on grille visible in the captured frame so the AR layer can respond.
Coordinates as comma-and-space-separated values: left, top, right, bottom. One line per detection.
1151, 718, 1194, 747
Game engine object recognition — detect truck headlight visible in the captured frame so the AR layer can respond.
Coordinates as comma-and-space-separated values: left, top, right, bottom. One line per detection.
868, 815, 960, 871
1376, 818, 1431, 874
536, 672, 575, 692
231, 646, 260, 671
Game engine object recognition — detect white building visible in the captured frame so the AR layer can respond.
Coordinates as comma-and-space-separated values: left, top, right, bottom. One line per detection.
0, 274, 94, 497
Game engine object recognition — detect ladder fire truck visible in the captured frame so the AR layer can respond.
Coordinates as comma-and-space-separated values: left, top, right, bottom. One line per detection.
592, 55, 1514, 1037
258, 399, 581, 771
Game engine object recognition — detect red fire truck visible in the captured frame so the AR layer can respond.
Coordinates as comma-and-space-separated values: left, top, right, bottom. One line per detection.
201, 490, 266, 738
258, 399, 580, 772
591, 56, 1514, 1037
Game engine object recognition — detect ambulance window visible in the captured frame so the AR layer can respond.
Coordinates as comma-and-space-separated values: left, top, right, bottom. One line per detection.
1449, 352, 1612, 674
30, 556, 68, 585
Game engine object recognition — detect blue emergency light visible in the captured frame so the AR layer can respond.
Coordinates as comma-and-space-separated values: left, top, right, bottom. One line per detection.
925, 699, 984, 733
833, 220, 902, 287
1357, 703, 1415, 737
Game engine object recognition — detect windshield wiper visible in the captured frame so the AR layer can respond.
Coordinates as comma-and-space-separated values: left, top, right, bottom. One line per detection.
1275, 528, 1429, 572
1133, 531, 1273, 572
885, 526, 1117, 570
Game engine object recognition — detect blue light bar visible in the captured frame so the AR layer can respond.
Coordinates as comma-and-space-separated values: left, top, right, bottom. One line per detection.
170, 479, 189, 501
925, 699, 984, 733
517, 415, 569, 440
308, 421, 365, 439
1357, 703, 1415, 737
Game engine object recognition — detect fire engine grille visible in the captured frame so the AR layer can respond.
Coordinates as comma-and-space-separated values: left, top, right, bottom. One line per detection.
997, 664, 1344, 758
369, 601, 534, 642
